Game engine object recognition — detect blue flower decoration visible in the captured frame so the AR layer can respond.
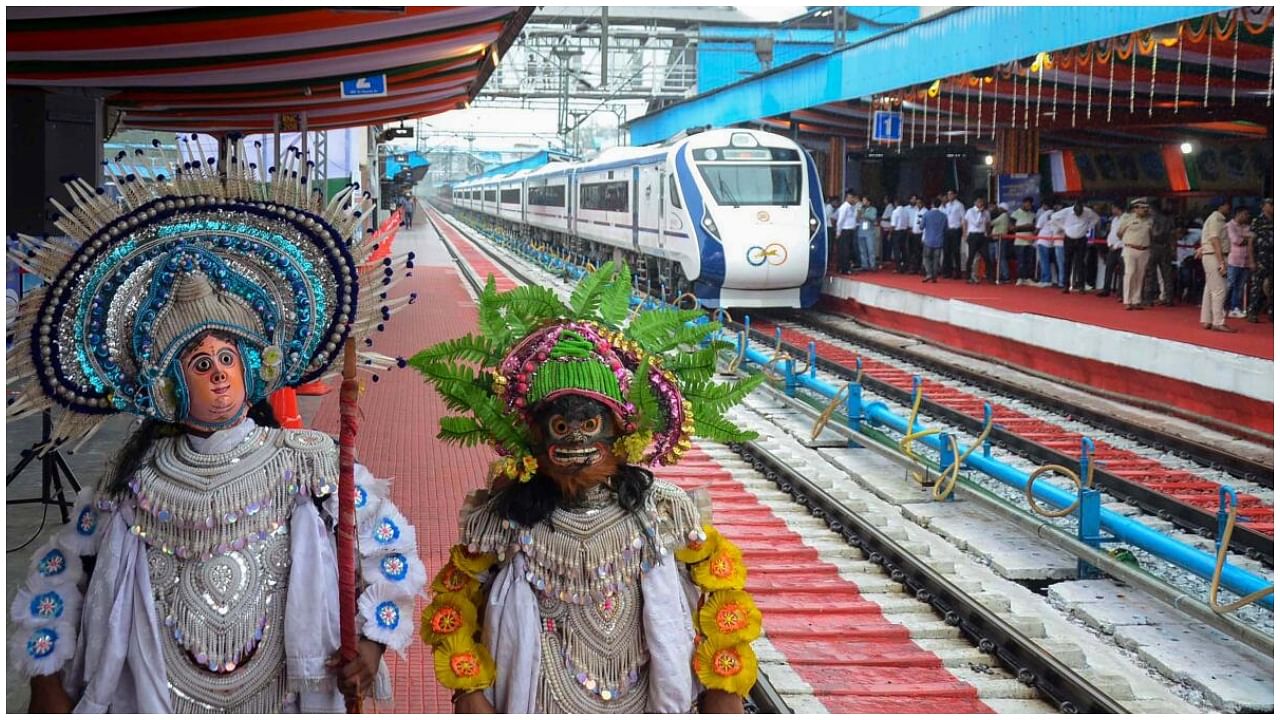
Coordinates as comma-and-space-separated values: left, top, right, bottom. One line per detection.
354, 485, 368, 510
372, 518, 400, 545
380, 553, 409, 582
374, 600, 400, 630
26, 628, 58, 659
37, 549, 67, 577
75, 507, 98, 537
29, 592, 65, 620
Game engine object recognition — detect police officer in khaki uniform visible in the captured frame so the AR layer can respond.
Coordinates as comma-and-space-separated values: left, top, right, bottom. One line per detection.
1199, 198, 1235, 332
1115, 198, 1153, 310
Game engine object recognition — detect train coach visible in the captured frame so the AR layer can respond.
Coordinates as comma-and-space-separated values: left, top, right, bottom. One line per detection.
448, 128, 827, 309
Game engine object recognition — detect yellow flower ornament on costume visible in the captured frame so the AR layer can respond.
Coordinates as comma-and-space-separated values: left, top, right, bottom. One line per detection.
691, 538, 747, 591
432, 634, 496, 692
675, 524, 719, 565
699, 589, 762, 645
420, 591, 478, 646
430, 561, 479, 599
694, 639, 758, 697
449, 544, 497, 579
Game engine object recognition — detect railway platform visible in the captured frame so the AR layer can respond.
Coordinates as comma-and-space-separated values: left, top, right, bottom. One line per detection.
820, 271, 1274, 435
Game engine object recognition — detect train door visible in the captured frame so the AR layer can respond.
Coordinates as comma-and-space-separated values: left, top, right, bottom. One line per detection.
631, 166, 641, 253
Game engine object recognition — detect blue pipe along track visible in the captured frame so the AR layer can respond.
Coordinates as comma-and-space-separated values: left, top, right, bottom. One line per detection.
725, 328, 1274, 612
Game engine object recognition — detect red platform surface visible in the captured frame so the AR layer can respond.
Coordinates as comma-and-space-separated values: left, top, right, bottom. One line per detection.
825, 270, 1272, 359
308, 220, 492, 713
659, 452, 992, 714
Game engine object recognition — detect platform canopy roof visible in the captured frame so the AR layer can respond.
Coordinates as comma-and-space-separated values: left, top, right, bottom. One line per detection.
628, 6, 1274, 151
7, 6, 532, 131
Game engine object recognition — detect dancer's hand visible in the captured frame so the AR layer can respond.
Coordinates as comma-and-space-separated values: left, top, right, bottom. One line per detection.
454, 691, 496, 713
28, 674, 75, 713
329, 638, 385, 699
702, 689, 745, 713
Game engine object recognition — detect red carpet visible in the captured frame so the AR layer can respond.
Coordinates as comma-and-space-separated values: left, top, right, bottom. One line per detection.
826, 270, 1273, 360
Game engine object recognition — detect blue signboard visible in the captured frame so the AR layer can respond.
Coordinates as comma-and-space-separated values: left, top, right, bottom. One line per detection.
997, 174, 1042, 208
871, 110, 902, 142
340, 74, 387, 99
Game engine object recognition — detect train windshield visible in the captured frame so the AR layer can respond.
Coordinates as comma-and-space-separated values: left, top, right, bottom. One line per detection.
696, 163, 802, 207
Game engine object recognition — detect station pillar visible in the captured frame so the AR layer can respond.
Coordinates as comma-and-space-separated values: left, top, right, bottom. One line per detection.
7, 88, 104, 235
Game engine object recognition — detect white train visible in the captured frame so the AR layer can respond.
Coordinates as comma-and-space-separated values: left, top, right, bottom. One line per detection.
446, 128, 826, 308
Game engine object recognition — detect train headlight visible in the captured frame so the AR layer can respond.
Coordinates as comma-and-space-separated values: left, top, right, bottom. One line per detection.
809, 206, 820, 237
702, 212, 721, 239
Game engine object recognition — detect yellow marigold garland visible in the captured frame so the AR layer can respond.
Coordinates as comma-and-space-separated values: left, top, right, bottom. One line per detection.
675, 524, 720, 565
612, 430, 654, 464
420, 591, 479, 646
449, 543, 497, 579
693, 639, 758, 697
699, 589, 762, 645
690, 537, 747, 591
432, 634, 497, 692
489, 454, 539, 484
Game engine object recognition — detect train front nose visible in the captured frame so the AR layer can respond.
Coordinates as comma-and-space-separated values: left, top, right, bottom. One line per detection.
721, 207, 810, 290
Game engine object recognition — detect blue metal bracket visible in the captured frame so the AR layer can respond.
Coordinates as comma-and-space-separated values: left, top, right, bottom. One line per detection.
1217, 485, 1238, 555
784, 359, 797, 397
1078, 488, 1103, 579
807, 341, 817, 380
937, 432, 956, 501
982, 403, 994, 459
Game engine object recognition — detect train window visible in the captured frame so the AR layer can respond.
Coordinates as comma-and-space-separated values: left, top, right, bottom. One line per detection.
528, 184, 566, 207
579, 180, 629, 212
696, 164, 801, 206
668, 175, 682, 210
501, 188, 521, 205
484, 190, 497, 202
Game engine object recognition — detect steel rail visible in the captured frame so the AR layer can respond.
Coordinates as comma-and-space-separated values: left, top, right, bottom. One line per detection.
780, 310, 1272, 486
727, 320, 1274, 565
737, 439, 1129, 714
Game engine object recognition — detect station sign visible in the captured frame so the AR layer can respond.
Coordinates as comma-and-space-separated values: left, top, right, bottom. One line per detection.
340, 74, 388, 99
871, 110, 903, 143
386, 126, 414, 138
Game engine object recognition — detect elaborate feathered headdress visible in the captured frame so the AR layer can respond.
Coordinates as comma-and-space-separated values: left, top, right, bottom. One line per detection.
409, 262, 761, 482
7, 134, 413, 449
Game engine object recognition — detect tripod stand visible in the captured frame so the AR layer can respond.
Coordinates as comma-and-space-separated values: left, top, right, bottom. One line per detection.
6, 410, 82, 524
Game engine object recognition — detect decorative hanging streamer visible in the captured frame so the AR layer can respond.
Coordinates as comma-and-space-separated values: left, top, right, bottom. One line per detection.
1024, 60, 1032, 129
1149, 42, 1158, 117
1070, 51, 1080, 127
921, 86, 929, 147
936, 80, 943, 144
991, 72, 998, 141
1230, 10, 1240, 106
976, 74, 984, 140
1174, 23, 1184, 113
947, 79, 955, 139
1035, 55, 1045, 128
1204, 21, 1214, 107
1107, 37, 1117, 121
962, 76, 970, 142
1129, 37, 1138, 113
910, 91, 918, 149
1049, 59, 1059, 124
866, 94, 874, 150
1086, 42, 1095, 120
1268, 42, 1274, 107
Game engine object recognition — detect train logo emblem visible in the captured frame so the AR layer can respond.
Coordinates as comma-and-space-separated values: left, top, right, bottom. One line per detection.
756, 210, 771, 223
746, 243, 788, 267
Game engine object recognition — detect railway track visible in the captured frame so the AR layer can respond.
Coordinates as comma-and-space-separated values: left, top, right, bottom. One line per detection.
731, 314, 1274, 566
424, 205, 1232, 713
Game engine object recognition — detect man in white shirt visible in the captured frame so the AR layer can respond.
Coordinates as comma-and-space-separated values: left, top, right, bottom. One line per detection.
835, 190, 859, 274
1099, 203, 1126, 298
1050, 199, 1102, 293
962, 197, 993, 284
1010, 197, 1039, 286
881, 197, 897, 267
1034, 202, 1062, 287
942, 190, 966, 279
909, 196, 926, 274
890, 197, 913, 273
825, 195, 838, 269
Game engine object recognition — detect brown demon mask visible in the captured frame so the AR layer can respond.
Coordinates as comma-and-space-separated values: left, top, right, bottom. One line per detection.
531, 395, 620, 498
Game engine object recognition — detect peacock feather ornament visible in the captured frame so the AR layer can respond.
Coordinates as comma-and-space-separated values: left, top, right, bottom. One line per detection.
409, 262, 763, 481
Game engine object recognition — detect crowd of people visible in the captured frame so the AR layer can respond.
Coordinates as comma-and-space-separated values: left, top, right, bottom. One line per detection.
825, 192, 1274, 333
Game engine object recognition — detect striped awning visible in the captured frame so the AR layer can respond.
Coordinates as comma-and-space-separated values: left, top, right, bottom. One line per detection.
7, 6, 532, 131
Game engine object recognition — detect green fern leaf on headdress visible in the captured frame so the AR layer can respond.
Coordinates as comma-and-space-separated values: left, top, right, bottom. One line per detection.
476, 275, 508, 343
408, 334, 502, 367
598, 264, 632, 328
663, 343, 730, 382
627, 356, 659, 429
682, 372, 766, 416
649, 320, 722, 354
689, 408, 759, 443
569, 260, 616, 317
500, 285, 571, 330
626, 308, 707, 350
448, 380, 531, 455
439, 416, 488, 446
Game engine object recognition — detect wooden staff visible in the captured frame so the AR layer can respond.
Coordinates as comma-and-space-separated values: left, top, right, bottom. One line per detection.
337, 339, 362, 713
